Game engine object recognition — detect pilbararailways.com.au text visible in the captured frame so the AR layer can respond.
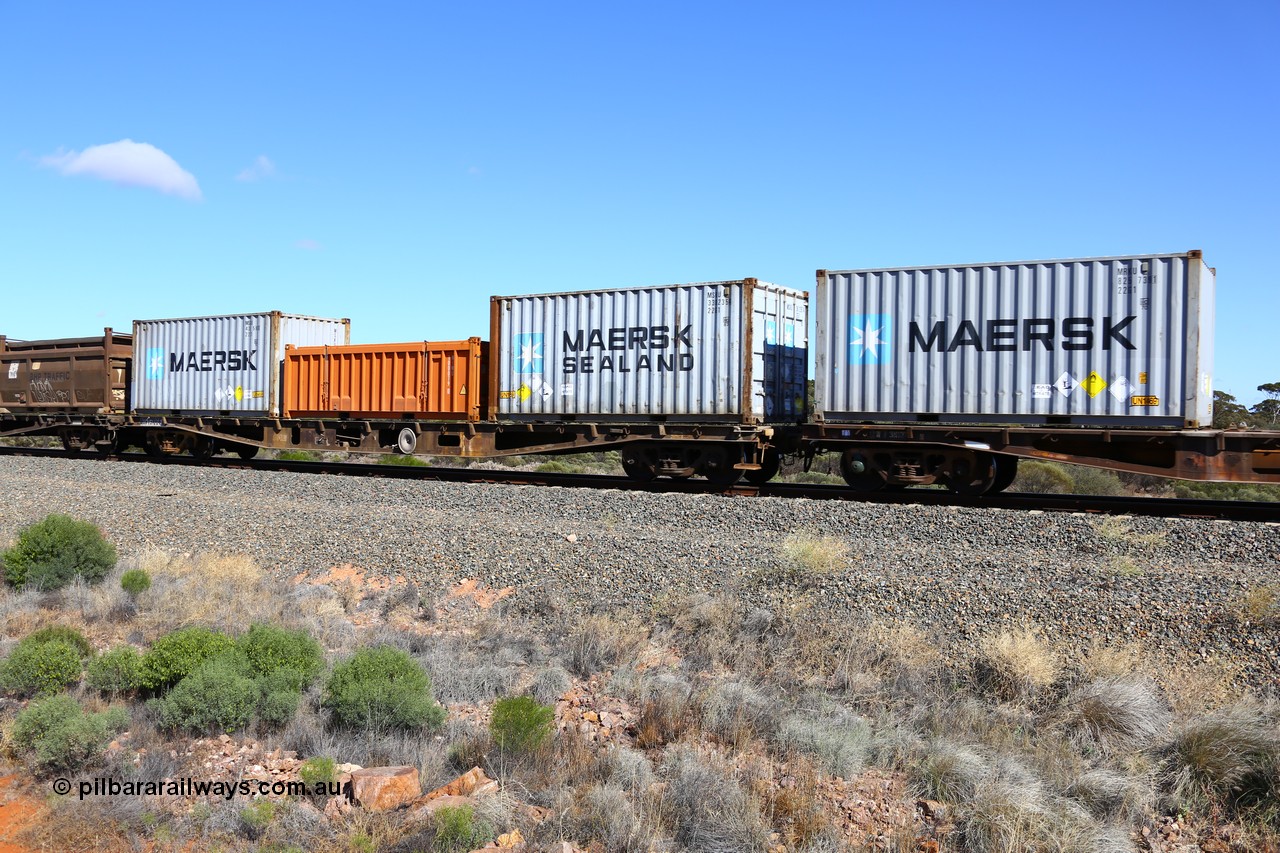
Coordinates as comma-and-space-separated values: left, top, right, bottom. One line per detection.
68, 777, 342, 801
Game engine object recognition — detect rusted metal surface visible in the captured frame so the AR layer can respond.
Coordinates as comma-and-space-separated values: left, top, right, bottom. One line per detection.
0, 329, 132, 414
807, 422, 1280, 483
283, 338, 487, 421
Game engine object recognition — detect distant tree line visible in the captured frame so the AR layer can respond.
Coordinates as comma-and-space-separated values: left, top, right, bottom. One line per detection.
1213, 383, 1280, 429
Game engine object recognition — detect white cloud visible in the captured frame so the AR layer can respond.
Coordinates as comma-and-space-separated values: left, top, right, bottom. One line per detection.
40, 139, 202, 201
236, 155, 276, 182
294, 239, 322, 251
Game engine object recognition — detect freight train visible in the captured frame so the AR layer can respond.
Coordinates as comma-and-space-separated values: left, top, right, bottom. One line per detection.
2, 250, 1278, 493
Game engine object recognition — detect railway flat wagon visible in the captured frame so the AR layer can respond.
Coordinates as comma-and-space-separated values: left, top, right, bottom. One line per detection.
283, 338, 488, 421
806, 251, 1258, 493
132, 312, 350, 417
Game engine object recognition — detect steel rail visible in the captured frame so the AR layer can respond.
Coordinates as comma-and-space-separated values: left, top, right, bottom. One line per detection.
2, 445, 1277, 523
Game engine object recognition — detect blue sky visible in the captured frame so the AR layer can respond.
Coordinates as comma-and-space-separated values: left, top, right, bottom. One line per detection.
2, 2, 1277, 404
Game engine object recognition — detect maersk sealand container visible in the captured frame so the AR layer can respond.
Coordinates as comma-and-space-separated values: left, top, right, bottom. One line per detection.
132, 312, 350, 416
491, 280, 808, 423
815, 251, 1214, 428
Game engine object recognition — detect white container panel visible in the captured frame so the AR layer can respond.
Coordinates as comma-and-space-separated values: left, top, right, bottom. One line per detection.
132, 312, 349, 416
493, 280, 807, 422
815, 251, 1213, 427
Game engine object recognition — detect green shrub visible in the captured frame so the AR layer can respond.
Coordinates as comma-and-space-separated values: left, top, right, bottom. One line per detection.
0, 639, 83, 697
239, 798, 277, 839
20, 625, 92, 659
258, 688, 301, 727
12, 695, 128, 773
378, 454, 429, 466
236, 624, 324, 686
2, 514, 117, 590
298, 756, 337, 787
139, 626, 235, 690
258, 667, 307, 694
1069, 465, 1126, 496
120, 569, 152, 598
1010, 460, 1074, 494
432, 803, 493, 853
154, 655, 260, 733
534, 459, 580, 474
276, 450, 321, 462
323, 646, 445, 732
87, 646, 144, 697
489, 695, 555, 756
1174, 480, 1280, 502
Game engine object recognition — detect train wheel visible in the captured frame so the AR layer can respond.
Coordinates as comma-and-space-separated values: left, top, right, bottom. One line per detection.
621, 447, 657, 482
191, 437, 218, 459
744, 449, 781, 486
948, 452, 998, 495
701, 447, 742, 486
94, 435, 118, 456
235, 445, 260, 460
143, 432, 168, 457
839, 448, 885, 492
397, 428, 418, 455
989, 456, 1019, 493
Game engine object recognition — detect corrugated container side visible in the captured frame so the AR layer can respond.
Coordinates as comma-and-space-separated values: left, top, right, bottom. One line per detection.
132, 312, 349, 416
0, 330, 132, 414
815, 251, 1213, 427
490, 280, 807, 423
283, 339, 486, 420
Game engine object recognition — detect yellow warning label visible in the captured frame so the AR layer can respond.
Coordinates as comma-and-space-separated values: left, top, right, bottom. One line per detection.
1082, 371, 1108, 398
1138, 371, 1148, 384
1130, 396, 1160, 407
499, 385, 534, 402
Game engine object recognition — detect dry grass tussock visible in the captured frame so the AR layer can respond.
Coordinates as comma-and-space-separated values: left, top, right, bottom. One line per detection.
772, 533, 850, 585
1061, 676, 1172, 753
1239, 583, 1280, 624
135, 548, 287, 634
973, 627, 1059, 702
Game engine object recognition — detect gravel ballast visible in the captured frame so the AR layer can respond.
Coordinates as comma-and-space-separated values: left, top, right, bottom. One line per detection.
1, 456, 1277, 692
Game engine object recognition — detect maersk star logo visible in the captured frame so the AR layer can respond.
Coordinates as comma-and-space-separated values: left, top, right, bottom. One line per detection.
146, 347, 166, 379
848, 315, 892, 365
513, 334, 544, 373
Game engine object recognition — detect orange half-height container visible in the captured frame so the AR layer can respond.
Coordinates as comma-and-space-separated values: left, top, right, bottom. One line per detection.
284, 338, 487, 421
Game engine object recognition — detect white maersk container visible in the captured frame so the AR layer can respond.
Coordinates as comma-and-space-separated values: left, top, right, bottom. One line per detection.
491, 280, 808, 423
815, 251, 1214, 428
132, 312, 350, 416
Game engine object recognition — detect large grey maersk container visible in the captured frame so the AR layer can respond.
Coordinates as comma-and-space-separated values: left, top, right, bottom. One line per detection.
815, 251, 1214, 428
491, 280, 808, 423
132, 312, 350, 416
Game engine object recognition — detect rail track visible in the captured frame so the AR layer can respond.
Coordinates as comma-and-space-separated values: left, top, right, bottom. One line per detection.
2, 445, 1278, 523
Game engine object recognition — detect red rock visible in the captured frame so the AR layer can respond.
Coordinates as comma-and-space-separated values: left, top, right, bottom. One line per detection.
408, 793, 472, 822
350, 766, 421, 811
423, 767, 498, 800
